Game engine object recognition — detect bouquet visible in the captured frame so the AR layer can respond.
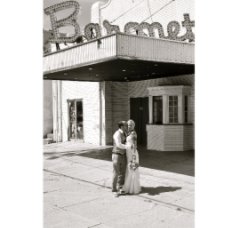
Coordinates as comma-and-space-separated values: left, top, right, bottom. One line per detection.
129, 154, 139, 171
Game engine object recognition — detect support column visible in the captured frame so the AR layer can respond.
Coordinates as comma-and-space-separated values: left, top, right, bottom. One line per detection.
58, 80, 62, 142
52, 80, 62, 142
52, 81, 58, 142
99, 81, 105, 146
99, 81, 113, 145
148, 96, 153, 124
163, 95, 169, 124
188, 95, 193, 123
178, 95, 184, 123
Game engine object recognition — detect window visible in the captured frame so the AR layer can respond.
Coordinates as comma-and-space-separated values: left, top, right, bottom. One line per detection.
148, 86, 192, 125
153, 96, 163, 124
169, 96, 178, 123
184, 96, 188, 123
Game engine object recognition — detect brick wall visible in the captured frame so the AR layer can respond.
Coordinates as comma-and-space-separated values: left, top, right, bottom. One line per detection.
111, 82, 129, 133
58, 75, 194, 149
103, 81, 129, 144
105, 74, 194, 150
147, 125, 193, 151
107, 75, 194, 124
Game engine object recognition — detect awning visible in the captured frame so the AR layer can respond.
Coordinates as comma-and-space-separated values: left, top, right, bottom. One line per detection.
43, 33, 194, 82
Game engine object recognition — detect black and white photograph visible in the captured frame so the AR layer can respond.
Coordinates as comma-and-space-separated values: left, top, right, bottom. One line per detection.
3, 0, 237, 228
43, 0, 195, 227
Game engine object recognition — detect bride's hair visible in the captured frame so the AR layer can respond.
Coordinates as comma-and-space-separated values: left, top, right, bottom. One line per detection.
127, 119, 135, 128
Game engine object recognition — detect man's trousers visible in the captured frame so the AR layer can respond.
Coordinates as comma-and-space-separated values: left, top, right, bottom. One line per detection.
112, 153, 127, 192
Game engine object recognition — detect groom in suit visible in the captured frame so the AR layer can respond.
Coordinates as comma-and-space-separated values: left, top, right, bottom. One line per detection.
112, 121, 128, 197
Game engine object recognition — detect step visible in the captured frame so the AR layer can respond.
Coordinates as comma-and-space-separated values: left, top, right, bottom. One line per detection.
43, 138, 54, 145
47, 133, 54, 139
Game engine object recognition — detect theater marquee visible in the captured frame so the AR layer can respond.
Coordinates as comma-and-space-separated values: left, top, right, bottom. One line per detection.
44, 0, 195, 44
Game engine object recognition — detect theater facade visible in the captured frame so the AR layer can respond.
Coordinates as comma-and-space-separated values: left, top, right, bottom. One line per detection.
43, 0, 195, 151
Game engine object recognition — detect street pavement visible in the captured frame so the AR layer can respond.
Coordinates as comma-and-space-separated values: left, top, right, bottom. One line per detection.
44, 141, 194, 228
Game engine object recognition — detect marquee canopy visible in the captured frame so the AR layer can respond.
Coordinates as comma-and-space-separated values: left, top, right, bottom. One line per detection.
43, 33, 194, 82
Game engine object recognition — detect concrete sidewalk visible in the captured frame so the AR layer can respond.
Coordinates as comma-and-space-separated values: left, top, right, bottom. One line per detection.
44, 142, 194, 228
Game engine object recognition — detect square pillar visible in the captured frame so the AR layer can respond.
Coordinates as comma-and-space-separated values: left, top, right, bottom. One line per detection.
149, 96, 153, 124
163, 95, 169, 124
178, 95, 184, 123
52, 80, 62, 142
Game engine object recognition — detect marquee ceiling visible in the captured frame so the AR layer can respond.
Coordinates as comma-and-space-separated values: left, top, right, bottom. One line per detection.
43, 58, 194, 82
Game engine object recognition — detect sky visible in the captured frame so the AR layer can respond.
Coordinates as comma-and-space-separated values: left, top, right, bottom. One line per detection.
43, 0, 194, 36
43, 0, 107, 33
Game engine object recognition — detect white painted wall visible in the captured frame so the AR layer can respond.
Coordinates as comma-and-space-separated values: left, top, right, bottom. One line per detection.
61, 81, 101, 144
43, 80, 53, 137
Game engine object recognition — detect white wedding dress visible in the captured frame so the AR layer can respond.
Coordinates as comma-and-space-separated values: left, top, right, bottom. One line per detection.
123, 133, 141, 194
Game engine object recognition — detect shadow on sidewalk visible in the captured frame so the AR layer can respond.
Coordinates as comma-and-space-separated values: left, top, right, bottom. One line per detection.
141, 186, 182, 195
45, 146, 194, 177
44, 148, 108, 160
77, 147, 194, 176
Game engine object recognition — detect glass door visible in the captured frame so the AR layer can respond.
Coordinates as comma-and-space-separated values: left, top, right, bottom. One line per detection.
68, 99, 83, 141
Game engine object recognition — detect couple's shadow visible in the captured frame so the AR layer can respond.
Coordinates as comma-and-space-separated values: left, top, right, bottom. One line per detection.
140, 186, 181, 196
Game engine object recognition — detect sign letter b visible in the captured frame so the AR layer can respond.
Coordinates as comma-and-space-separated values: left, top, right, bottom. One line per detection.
44, 1, 80, 43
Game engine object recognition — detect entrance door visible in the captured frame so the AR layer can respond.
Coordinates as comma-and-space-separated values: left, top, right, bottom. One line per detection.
68, 99, 83, 141
130, 97, 149, 145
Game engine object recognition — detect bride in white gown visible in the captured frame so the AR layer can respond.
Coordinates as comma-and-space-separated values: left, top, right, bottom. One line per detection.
123, 120, 141, 194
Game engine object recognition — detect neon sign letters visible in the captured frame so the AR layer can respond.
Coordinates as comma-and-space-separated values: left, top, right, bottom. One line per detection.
44, 1, 195, 43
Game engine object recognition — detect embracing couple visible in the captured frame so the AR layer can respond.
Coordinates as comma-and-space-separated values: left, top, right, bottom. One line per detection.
112, 120, 141, 197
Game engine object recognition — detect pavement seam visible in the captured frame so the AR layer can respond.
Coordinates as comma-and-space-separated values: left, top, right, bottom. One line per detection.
87, 223, 103, 228
44, 168, 111, 189
44, 168, 194, 214
44, 189, 61, 194
61, 197, 102, 209
137, 195, 194, 213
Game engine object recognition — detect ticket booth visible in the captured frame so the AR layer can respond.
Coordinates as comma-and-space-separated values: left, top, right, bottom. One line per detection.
146, 86, 194, 151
